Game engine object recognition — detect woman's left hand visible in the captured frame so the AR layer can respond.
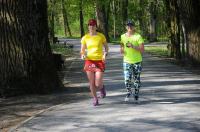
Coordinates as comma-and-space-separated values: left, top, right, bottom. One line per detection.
102, 52, 108, 62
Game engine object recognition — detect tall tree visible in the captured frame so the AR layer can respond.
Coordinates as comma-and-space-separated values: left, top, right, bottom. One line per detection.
48, 0, 56, 44
61, 0, 72, 37
79, 0, 84, 37
111, 0, 116, 38
177, 0, 200, 63
149, 0, 158, 42
138, 0, 148, 37
0, 0, 60, 97
122, 0, 128, 26
95, 0, 110, 42
165, 0, 181, 59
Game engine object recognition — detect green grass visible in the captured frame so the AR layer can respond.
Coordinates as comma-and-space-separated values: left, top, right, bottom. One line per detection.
145, 45, 168, 57
51, 44, 73, 56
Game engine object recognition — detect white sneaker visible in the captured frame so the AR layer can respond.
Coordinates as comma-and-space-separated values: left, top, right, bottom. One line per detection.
124, 92, 131, 102
124, 97, 130, 102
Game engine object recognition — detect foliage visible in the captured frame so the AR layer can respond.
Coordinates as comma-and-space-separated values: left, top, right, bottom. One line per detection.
47, 0, 200, 63
48, 0, 95, 37
48, 0, 168, 41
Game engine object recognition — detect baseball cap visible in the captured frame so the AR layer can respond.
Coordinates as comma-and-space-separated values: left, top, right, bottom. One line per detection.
88, 19, 97, 26
126, 20, 134, 26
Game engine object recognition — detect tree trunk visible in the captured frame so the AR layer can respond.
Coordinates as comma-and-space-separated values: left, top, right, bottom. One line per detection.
0, 0, 60, 97
180, 20, 187, 59
138, 0, 148, 37
49, 0, 56, 44
111, 0, 116, 39
165, 0, 181, 59
79, 0, 84, 37
61, 0, 72, 37
121, 0, 128, 26
149, 1, 158, 42
177, 0, 200, 64
95, 0, 110, 42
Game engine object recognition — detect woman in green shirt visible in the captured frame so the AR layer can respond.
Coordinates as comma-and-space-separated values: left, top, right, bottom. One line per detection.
120, 20, 144, 102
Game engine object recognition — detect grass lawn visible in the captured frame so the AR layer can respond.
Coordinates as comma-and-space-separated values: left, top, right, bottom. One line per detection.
145, 44, 168, 57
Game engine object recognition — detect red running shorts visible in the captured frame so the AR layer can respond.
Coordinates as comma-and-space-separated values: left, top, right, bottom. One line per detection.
84, 60, 105, 72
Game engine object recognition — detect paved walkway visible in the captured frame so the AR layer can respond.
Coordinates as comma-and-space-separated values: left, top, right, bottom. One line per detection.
12, 40, 200, 132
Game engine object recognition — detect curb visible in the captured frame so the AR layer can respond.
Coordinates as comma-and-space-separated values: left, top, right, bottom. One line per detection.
8, 103, 67, 132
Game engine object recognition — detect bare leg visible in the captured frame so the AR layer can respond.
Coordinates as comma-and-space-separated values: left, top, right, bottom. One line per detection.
86, 71, 97, 98
95, 71, 106, 98
95, 71, 103, 90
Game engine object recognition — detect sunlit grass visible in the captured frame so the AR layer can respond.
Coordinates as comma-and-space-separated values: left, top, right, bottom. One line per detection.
145, 45, 168, 57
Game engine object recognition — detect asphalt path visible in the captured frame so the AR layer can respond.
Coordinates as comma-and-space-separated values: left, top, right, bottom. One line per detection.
12, 39, 200, 132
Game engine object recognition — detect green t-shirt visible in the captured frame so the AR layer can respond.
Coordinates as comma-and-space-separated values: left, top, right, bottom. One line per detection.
120, 33, 144, 64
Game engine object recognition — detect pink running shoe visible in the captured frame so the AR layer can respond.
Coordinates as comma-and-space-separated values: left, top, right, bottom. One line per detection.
100, 85, 106, 98
93, 98, 99, 106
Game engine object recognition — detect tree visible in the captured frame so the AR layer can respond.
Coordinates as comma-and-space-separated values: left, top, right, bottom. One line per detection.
166, 0, 181, 59
138, 0, 148, 37
177, 0, 200, 63
0, 0, 60, 97
95, 0, 110, 42
149, 0, 158, 42
79, 0, 85, 37
165, 0, 200, 63
48, 0, 56, 44
121, 0, 128, 26
61, 0, 72, 37
111, 0, 116, 38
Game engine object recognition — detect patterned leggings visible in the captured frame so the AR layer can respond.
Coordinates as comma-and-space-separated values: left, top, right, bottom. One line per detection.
123, 62, 142, 96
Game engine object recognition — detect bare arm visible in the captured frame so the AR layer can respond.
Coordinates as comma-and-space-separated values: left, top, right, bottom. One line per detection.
80, 44, 86, 59
120, 43, 124, 54
103, 42, 109, 55
102, 42, 109, 61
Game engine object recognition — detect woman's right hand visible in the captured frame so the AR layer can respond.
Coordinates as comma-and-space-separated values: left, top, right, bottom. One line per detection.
81, 54, 86, 60
126, 43, 132, 48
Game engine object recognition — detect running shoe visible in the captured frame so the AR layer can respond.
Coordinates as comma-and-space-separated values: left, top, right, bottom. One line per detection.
134, 95, 140, 104
100, 85, 106, 98
93, 97, 99, 106
124, 92, 132, 102
134, 89, 139, 103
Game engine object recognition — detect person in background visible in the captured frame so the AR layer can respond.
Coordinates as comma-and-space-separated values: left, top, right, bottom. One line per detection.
120, 20, 144, 103
80, 19, 109, 106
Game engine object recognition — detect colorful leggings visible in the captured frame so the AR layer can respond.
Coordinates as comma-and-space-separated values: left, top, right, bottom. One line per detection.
123, 62, 142, 96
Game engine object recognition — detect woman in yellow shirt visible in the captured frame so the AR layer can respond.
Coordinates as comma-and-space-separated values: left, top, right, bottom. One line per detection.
80, 19, 109, 106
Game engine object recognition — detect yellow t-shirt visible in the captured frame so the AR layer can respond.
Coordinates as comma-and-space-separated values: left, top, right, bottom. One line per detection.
81, 32, 106, 60
121, 33, 144, 64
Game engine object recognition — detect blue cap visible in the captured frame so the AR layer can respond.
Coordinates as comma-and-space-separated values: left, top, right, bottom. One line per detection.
126, 20, 134, 26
